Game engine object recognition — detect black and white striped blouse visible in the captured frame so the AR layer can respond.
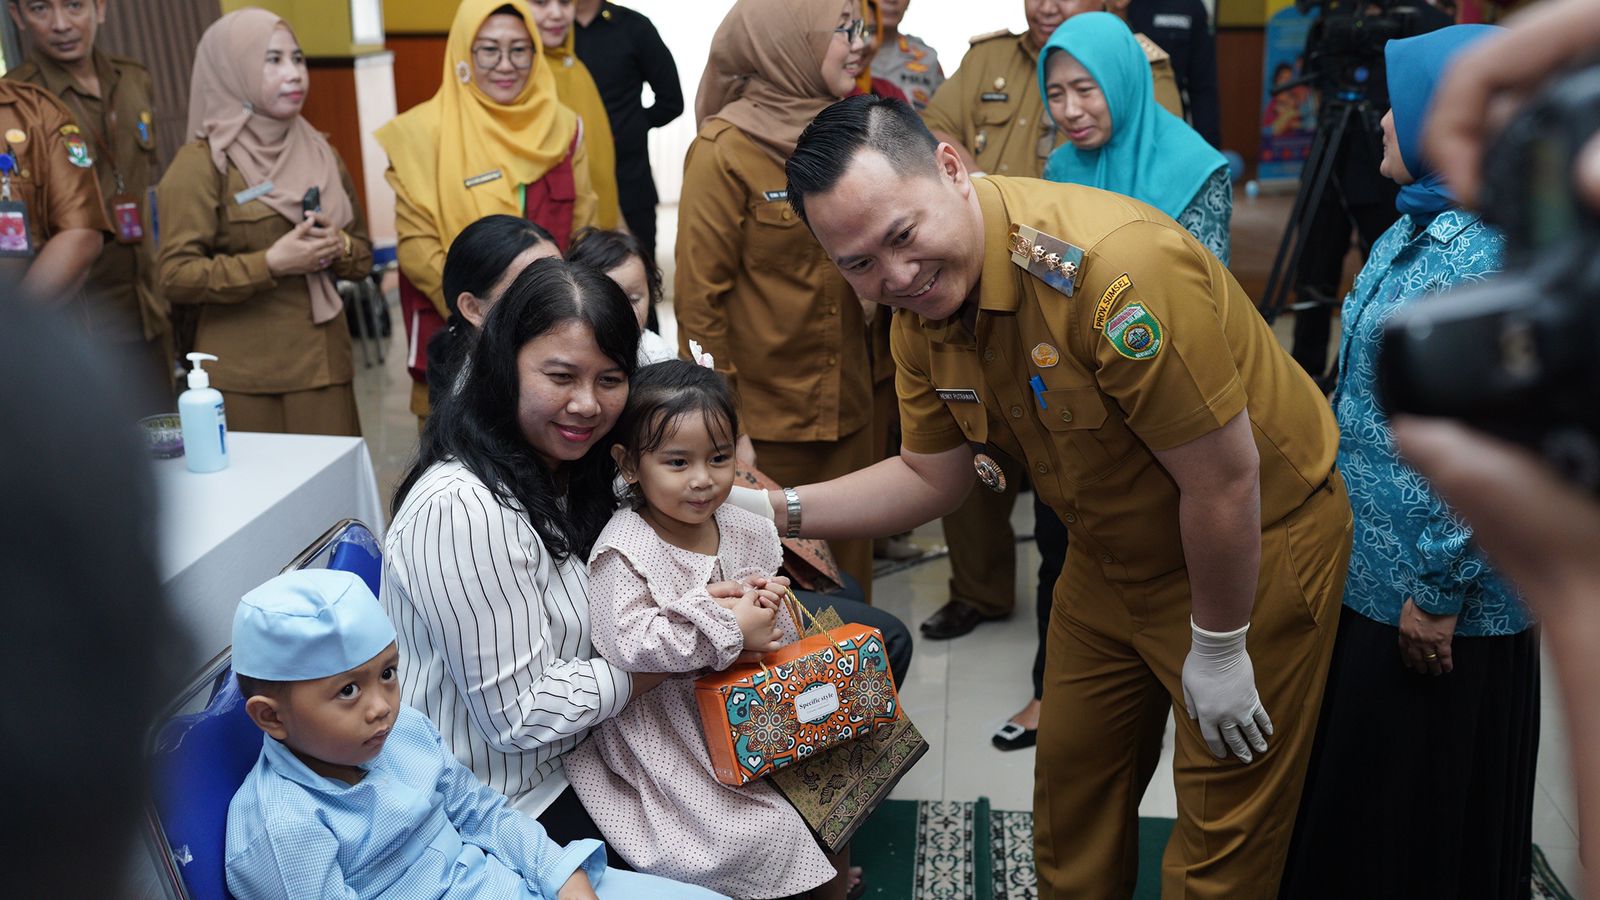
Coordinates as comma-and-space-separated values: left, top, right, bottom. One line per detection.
380, 459, 633, 815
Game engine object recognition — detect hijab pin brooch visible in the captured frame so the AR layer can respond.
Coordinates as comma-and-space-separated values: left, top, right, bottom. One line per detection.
456, 60, 472, 84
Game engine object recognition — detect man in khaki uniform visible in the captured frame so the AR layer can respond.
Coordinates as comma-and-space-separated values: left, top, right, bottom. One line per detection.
915, 0, 1183, 640
777, 96, 1354, 898
9, 0, 170, 411
0, 81, 108, 308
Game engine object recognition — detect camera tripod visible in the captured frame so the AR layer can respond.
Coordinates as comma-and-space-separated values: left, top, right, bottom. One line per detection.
1260, 89, 1385, 324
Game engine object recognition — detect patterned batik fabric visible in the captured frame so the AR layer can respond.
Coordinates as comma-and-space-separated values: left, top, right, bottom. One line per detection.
1173, 165, 1233, 266
1330, 208, 1532, 636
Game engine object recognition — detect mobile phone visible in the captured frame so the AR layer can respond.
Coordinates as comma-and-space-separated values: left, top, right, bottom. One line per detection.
301, 186, 321, 216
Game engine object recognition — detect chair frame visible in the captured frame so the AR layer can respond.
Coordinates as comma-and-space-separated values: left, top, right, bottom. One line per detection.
142, 646, 236, 900
279, 517, 372, 576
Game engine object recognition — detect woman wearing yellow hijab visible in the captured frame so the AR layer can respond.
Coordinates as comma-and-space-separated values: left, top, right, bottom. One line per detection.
375, 0, 599, 421
528, 0, 622, 231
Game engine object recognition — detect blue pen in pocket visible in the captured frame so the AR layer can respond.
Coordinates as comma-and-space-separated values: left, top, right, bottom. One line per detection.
1029, 375, 1048, 409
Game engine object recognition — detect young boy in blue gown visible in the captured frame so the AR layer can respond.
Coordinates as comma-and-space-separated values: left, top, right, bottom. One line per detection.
224, 569, 726, 899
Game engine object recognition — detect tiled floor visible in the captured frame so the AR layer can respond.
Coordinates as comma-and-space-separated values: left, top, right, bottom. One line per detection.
350, 197, 1584, 893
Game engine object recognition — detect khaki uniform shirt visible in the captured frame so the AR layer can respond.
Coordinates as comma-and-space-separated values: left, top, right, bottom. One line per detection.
675, 120, 871, 443
0, 81, 110, 264
923, 29, 1182, 179
9, 50, 165, 343
156, 141, 373, 395
893, 176, 1338, 583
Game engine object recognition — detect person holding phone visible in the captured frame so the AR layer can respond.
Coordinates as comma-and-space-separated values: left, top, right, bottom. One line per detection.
157, 9, 372, 436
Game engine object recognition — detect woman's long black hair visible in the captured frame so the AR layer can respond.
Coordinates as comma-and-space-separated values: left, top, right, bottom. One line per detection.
426, 215, 557, 410
396, 257, 641, 561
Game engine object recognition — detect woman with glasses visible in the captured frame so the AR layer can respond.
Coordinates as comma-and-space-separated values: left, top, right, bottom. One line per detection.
376, 0, 600, 424
530, 0, 623, 232
676, 0, 880, 600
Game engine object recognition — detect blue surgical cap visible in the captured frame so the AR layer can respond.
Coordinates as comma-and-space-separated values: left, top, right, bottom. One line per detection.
232, 570, 396, 681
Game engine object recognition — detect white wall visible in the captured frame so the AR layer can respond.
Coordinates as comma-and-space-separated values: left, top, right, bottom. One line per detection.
634, 0, 1028, 204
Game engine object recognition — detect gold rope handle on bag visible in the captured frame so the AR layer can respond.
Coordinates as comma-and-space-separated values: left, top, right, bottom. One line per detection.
785, 588, 852, 657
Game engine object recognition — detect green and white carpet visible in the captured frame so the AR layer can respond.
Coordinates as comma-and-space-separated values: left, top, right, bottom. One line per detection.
852, 799, 1574, 900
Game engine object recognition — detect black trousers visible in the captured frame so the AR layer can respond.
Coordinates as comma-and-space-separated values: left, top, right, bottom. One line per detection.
538, 786, 635, 869
1279, 610, 1540, 900
1289, 183, 1400, 379
621, 203, 658, 265
1031, 493, 1069, 700
795, 572, 914, 689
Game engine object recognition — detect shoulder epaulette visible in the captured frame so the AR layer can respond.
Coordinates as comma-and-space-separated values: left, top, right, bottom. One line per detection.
1133, 33, 1171, 64
969, 29, 1016, 45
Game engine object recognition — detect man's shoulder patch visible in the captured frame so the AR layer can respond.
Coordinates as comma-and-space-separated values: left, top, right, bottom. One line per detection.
1104, 302, 1164, 360
1094, 274, 1133, 330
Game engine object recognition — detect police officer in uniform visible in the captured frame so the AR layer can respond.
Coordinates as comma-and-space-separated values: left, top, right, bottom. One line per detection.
913, 0, 1182, 640
871, 0, 944, 112
780, 95, 1354, 899
8, 0, 169, 410
0, 80, 108, 307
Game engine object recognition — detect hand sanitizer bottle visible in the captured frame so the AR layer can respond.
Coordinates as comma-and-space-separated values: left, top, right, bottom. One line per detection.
179, 352, 228, 473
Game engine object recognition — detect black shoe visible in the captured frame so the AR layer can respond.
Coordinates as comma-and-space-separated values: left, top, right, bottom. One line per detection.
919, 600, 1001, 640
991, 721, 1038, 751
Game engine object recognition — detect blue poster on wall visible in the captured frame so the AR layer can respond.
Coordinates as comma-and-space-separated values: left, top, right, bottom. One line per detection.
1259, 5, 1320, 182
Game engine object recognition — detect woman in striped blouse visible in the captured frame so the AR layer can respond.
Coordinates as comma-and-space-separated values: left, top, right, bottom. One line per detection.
381, 257, 768, 848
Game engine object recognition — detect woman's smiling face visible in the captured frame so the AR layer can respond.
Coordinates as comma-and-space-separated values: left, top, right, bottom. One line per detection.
515, 319, 629, 469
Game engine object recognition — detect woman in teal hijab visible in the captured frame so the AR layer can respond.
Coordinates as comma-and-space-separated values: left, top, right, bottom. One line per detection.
1278, 25, 1537, 900
1036, 12, 1231, 264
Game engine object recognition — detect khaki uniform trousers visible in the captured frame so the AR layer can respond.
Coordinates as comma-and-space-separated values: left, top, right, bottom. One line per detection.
222, 383, 362, 437
754, 423, 877, 602
940, 456, 1020, 617
1034, 473, 1352, 900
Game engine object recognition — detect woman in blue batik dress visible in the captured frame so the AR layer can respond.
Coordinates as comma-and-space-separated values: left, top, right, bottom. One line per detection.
1278, 25, 1538, 900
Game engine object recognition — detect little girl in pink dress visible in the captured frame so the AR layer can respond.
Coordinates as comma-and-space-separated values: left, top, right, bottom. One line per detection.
563, 359, 847, 900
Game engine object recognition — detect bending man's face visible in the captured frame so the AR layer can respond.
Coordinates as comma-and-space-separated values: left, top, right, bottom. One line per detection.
803, 145, 987, 322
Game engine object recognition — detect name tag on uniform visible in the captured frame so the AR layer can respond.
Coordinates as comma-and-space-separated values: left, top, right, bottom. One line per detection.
764, 190, 788, 202
1153, 13, 1192, 28
980, 92, 1009, 102
936, 388, 981, 403
464, 170, 503, 189
233, 180, 274, 205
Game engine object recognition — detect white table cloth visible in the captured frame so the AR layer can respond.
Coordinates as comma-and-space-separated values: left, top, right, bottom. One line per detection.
155, 432, 386, 671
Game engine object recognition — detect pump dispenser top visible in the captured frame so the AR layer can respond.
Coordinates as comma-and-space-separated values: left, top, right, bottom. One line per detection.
187, 352, 217, 390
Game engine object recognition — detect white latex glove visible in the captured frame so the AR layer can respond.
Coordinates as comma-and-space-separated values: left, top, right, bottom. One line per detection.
1181, 618, 1273, 763
724, 485, 776, 520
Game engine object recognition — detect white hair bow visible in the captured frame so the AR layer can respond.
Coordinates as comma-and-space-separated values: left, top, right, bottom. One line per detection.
687, 339, 715, 369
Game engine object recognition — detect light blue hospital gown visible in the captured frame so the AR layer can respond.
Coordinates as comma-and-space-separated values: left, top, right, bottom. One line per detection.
225, 705, 727, 899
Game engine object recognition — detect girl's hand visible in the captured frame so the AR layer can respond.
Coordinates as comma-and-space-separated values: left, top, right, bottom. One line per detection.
709, 579, 747, 610
733, 594, 784, 654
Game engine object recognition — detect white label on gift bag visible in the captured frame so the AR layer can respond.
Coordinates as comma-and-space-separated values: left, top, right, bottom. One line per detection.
794, 683, 840, 724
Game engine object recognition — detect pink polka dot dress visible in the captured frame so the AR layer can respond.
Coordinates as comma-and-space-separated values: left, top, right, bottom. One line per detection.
563, 504, 833, 899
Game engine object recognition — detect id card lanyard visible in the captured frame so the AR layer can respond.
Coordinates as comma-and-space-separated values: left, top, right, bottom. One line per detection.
0, 149, 35, 258
66, 80, 143, 245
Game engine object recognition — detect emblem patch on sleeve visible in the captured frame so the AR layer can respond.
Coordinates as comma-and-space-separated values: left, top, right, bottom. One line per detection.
1094, 274, 1132, 330
1103, 303, 1164, 360
61, 126, 92, 168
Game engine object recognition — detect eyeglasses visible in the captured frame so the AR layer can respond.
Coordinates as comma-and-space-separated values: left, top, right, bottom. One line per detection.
833, 18, 870, 45
472, 43, 535, 71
